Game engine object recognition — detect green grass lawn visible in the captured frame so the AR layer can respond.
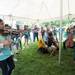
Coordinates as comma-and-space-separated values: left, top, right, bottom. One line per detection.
0, 42, 75, 75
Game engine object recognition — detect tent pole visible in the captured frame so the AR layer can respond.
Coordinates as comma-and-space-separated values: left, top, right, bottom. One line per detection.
59, 0, 63, 64
68, 0, 71, 26
68, 0, 70, 18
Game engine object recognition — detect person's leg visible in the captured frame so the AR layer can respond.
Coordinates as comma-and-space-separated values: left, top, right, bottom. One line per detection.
42, 48, 49, 54
33, 33, 36, 42
33, 33, 34, 42
48, 47, 52, 53
24, 36, 26, 46
0, 61, 8, 75
19, 40, 22, 49
7, 56, 15, 75
50, 46, 57, 56
27, 38, 29, 46
63, 40, 66, 49
25, 38, 28, 47
26, 35, 29, 46
36, 33, 38, 41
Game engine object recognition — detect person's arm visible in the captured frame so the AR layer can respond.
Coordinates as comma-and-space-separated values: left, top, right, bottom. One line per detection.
5, 40, 11, 46
0, 40, 11, 47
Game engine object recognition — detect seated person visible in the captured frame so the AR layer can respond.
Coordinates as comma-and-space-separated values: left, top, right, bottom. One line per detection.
38, 37, 49, 54
46, 32, 59, 55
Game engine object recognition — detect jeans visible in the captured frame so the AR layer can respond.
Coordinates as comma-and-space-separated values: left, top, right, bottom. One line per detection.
0, 56, 15, 75
33, 33, 38, 42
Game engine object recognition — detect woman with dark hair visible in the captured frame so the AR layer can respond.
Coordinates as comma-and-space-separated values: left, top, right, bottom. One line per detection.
47, 32, 59, 55
33, 25, 39, 42
0, 19, 15, 75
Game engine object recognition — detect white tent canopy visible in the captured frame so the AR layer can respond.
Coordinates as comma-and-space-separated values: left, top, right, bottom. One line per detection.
0, 0, 75, 20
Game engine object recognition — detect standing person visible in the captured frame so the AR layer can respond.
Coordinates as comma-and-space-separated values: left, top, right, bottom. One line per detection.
23, 25, 30, 47
33, 25, 39, 42
19, 32, 23, 50
13, 30, 20, 53
0, 19, 15, 75
30, 29, 34, 42
41, 27, 45, 39
11, 30, 18, 54
15, 25, 20, 50
43, 28, 48, 45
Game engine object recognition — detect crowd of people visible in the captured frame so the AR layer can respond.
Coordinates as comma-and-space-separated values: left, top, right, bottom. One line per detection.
0, 18, 75, 75
38, 26, 59, 55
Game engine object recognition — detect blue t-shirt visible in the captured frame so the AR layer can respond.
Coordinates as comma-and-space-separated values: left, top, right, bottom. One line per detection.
0, 35, 12, 61
24, 31, 30, 38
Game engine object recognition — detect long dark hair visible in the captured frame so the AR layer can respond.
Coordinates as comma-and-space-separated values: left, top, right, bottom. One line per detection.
0, 19, 4, 34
